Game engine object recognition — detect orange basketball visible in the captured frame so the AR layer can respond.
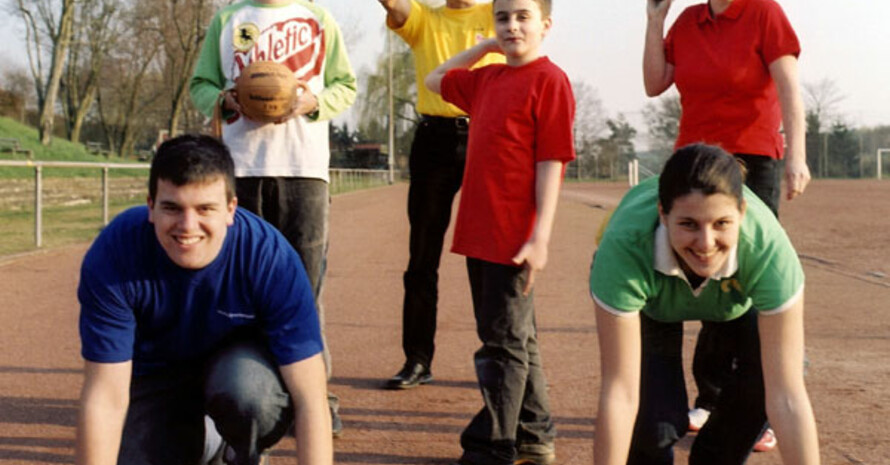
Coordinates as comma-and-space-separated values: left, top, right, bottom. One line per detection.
235, 61, 298, 123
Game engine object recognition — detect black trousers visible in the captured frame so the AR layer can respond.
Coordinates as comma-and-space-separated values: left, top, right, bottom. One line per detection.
460, 258, 555, 465
692, 154, 779, 411
401, 116, 468, 368
630, 312, 767, 465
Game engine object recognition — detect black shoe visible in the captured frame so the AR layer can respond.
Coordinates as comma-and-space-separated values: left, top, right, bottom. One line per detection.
331, 406, 343, 438
515, 442, 556, 465
384, 362, 432, 390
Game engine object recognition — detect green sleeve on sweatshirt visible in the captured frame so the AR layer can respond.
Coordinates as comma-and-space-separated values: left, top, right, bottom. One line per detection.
190, 10, 228, 118
312, 8, 357, 122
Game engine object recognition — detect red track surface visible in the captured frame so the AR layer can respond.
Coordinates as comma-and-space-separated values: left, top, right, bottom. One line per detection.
1, 180, 888, 464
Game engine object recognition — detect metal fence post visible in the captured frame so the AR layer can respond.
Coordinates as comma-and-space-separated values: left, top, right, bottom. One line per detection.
35, 165, 43, 247
102, 167, 110, 225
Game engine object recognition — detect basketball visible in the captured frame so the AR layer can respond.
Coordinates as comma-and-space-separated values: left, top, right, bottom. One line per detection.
235, 61, 298, 123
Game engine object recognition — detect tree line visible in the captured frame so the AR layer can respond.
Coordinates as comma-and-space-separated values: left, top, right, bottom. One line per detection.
2, 0, 222, 156
639, 79, 890, 180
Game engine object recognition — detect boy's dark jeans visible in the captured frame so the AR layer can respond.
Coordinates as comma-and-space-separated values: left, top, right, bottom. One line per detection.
118, 333, 293, 465
629, 311, 767, 465
460, 258, 556, 465
235, 177, 337, 416
401, 117, 467, 369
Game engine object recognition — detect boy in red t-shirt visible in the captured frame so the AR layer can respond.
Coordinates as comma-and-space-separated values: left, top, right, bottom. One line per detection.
425, 1, 575, 464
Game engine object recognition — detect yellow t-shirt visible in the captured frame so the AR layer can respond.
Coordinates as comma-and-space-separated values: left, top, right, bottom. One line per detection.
391, 0, 504, 117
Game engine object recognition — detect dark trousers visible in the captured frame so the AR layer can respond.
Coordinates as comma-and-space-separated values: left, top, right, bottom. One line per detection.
460, 258, 555, 465
401, 116, 468, 368
630, 311, 767, 465
118, 333, 292, 465
235, 177, 338, 412
692, 154, 778, 411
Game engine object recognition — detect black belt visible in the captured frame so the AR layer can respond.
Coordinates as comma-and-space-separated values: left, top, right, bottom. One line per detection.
422, 115, 469, 129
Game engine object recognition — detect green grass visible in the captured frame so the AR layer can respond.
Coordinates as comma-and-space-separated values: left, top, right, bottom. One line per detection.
0, 116, 145, 179
0, 117, 397, 258
0, 200, 142, 257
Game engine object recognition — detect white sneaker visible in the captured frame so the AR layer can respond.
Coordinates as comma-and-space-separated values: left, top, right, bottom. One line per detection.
753, 427, 777, 452
688, 408, 711, 432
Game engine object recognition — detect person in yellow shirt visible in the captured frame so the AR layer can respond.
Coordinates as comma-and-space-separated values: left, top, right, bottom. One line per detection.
376, 0, 504, 390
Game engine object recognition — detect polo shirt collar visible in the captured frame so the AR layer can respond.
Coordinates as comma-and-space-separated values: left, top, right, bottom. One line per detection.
698, 0, 748, 23
653, 223, 739, 295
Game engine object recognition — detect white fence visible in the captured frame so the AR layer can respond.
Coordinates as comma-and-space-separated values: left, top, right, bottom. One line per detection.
0, 160, 391, 248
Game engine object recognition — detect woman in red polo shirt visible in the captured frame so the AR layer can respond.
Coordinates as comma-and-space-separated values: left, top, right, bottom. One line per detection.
642, 0, 811, 454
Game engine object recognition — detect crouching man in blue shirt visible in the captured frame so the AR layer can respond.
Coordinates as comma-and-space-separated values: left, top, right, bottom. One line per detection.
76, 134, 332, 465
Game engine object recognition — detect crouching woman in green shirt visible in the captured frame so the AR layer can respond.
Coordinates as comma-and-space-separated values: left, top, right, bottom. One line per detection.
589, 144, 819, 465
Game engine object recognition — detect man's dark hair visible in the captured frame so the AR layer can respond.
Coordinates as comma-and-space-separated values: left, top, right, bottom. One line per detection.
149, 134, 236, 202
658, 143, 747, 214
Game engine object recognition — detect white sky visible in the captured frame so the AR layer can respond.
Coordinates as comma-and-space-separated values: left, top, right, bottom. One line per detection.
2, 0, 888, 137
315, 0, 890, 133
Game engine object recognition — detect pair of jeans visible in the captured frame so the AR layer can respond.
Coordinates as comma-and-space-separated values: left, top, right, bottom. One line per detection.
630, 311, 767, 465
235, 177, 331, 375
401, 116, 468, 369
235, 177, 338, 414
118, 331, 293, 465
692, 153, 778, 411
460, 258, 555, 465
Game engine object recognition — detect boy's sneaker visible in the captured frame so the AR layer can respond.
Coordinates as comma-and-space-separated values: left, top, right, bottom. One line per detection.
331, 406, 344, 438
515, 442, 556, 465
753, 428, 777, 452
688, 408, 710, 432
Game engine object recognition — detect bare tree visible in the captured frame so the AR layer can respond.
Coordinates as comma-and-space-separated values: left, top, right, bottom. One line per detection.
571, 80, 607, 179
355, 33, 417, 159
803, 78, 845, 178
15, 0, 78, 145
1, 67, 35, 123
803, 78, 845, 133
149, 0, 216, 136
95, 3, 163, 157
642, 90, 681, 157
62, 0, 120, 143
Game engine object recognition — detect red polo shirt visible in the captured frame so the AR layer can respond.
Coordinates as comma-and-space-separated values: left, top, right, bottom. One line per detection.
665, 0, 800, 159
441, 57, 576, 265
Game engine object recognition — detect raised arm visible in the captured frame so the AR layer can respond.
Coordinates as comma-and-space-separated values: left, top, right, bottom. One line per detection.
512, 160, 563, 295
758, 297, 821, 465
769, 55, 810, 201
377, 0, 412, 29
279, 353, 333, 465
642, 0, 675, 97
593, 305, 641, 465
425, 38, 501, 95
76, 361, 132, 465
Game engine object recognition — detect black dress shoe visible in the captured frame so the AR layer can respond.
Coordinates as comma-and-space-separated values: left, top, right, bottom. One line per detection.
384, 362, 433, 389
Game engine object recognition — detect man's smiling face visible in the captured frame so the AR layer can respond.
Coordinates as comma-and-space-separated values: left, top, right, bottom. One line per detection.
148, 177, 236, 270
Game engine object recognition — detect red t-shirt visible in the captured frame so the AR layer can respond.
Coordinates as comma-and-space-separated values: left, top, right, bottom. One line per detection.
441, 57, 576, 265
665, 0, 800, 158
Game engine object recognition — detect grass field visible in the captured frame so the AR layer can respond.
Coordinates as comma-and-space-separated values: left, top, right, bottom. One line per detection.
0, 117, 145, 179
0, 116, 395, 256
0, 201, 140, 257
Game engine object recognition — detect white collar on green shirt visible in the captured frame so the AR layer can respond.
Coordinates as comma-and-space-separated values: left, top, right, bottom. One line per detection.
653, 223, 739, 296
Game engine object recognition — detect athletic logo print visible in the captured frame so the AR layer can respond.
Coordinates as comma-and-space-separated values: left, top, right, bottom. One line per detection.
233, 23, 260, 52
233, 18, 326, 83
